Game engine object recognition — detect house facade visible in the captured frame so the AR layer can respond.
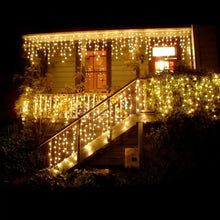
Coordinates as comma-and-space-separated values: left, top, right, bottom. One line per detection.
23, 25, 201, 93
20, 25, 220, 173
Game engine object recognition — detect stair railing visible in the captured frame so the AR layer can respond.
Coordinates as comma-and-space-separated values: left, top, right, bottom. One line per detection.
38, 78, 148, 171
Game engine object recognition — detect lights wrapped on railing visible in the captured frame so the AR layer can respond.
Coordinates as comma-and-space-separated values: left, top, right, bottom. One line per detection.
21, 93, 108, 123
43, 78, 138, 171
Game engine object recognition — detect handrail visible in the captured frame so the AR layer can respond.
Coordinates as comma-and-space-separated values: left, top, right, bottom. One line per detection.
37, 76, 143, 170
38, 77, 138, 148
37, 75, 158, 172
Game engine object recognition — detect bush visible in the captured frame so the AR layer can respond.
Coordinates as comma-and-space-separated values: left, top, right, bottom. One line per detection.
0, 123, 39, 181
144, 112, 219, 184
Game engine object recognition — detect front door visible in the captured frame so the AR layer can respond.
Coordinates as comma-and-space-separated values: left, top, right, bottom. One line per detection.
84, 50, 107, 92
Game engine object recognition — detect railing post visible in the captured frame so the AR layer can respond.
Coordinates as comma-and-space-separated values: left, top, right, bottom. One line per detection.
112, 103, 115, 126
108, 99, 112, 141
77, 120, 81, 163
143, 79, 150, 113
144, 81, 147, 112
135, 79, 139, 114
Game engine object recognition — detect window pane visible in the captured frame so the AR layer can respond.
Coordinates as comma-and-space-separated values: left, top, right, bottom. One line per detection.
94, 51, 107, 71
153, 47, 176, 57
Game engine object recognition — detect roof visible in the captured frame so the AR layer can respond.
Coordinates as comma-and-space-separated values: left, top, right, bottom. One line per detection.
22, 26, 193, 42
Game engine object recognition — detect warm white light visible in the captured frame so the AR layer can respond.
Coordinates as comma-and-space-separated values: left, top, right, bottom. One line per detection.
23, 28, 191, 65
152, 47, 175, 57
155, 61, 169, 71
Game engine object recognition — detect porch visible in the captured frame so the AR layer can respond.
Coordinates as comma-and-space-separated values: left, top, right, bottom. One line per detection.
22, 27, 194, 93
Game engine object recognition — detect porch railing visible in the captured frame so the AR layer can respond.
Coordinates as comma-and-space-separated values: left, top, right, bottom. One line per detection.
22, 93, 108, 123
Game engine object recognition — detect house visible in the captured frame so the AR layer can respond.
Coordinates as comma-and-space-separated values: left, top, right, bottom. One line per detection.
20, 24, 220, 174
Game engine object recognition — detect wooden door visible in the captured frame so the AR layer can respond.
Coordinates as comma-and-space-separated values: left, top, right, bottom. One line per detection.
85, 50, 107, 92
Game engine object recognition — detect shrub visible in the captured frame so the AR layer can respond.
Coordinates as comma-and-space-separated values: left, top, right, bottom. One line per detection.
0, 123, 39, 181
144, 112, 219, 184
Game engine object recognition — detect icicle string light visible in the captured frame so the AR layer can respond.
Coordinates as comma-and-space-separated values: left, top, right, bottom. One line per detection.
23, 28, 192, 64
47, 79, 138, 169
20, 93, 107, 123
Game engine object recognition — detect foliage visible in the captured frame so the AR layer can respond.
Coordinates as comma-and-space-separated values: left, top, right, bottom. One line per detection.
0, 123, 39, 181
24, 168, 113, 193
2, 110, 219, 189
144, 112, 219, 184
13, 54, 93, 143
13, 51, 56, 142
144, 71, 220, 119
173, 64, 209, 76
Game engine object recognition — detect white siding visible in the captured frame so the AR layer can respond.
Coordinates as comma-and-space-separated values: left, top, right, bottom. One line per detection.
46, 49, 137, 93
111, 58, 136, 90
47, 54, 76, 93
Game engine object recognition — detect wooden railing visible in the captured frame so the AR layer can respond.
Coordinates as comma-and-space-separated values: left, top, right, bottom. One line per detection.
38, 78, 150, 173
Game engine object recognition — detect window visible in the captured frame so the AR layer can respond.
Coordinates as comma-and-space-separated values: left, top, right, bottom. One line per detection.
152, 47, 176, 57
152, 46, 176, 74
155, 60, 175, 73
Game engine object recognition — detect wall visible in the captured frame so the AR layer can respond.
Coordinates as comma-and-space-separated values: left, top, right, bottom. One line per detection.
47, 53, 76, 93
111, 57, 136, 91
193, 24, 220, 73
81, 125, 138, 167
47, 48, 137, 93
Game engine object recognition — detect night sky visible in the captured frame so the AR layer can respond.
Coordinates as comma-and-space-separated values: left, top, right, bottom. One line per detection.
1, 3, 219, 124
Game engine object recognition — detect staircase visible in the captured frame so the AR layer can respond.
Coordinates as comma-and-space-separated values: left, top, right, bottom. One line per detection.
38, 78, 156, 175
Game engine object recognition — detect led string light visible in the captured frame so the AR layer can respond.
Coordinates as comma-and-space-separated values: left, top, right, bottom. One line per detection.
48, 80, 138, 169
144, 73, 220, 118
23, 29, 192, 65
20, 93, 107, 123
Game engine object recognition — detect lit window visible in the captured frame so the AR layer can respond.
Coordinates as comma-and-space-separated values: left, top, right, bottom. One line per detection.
153, 47, 175, 57
155, 61, 169, 72
155, 60, 175, 73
